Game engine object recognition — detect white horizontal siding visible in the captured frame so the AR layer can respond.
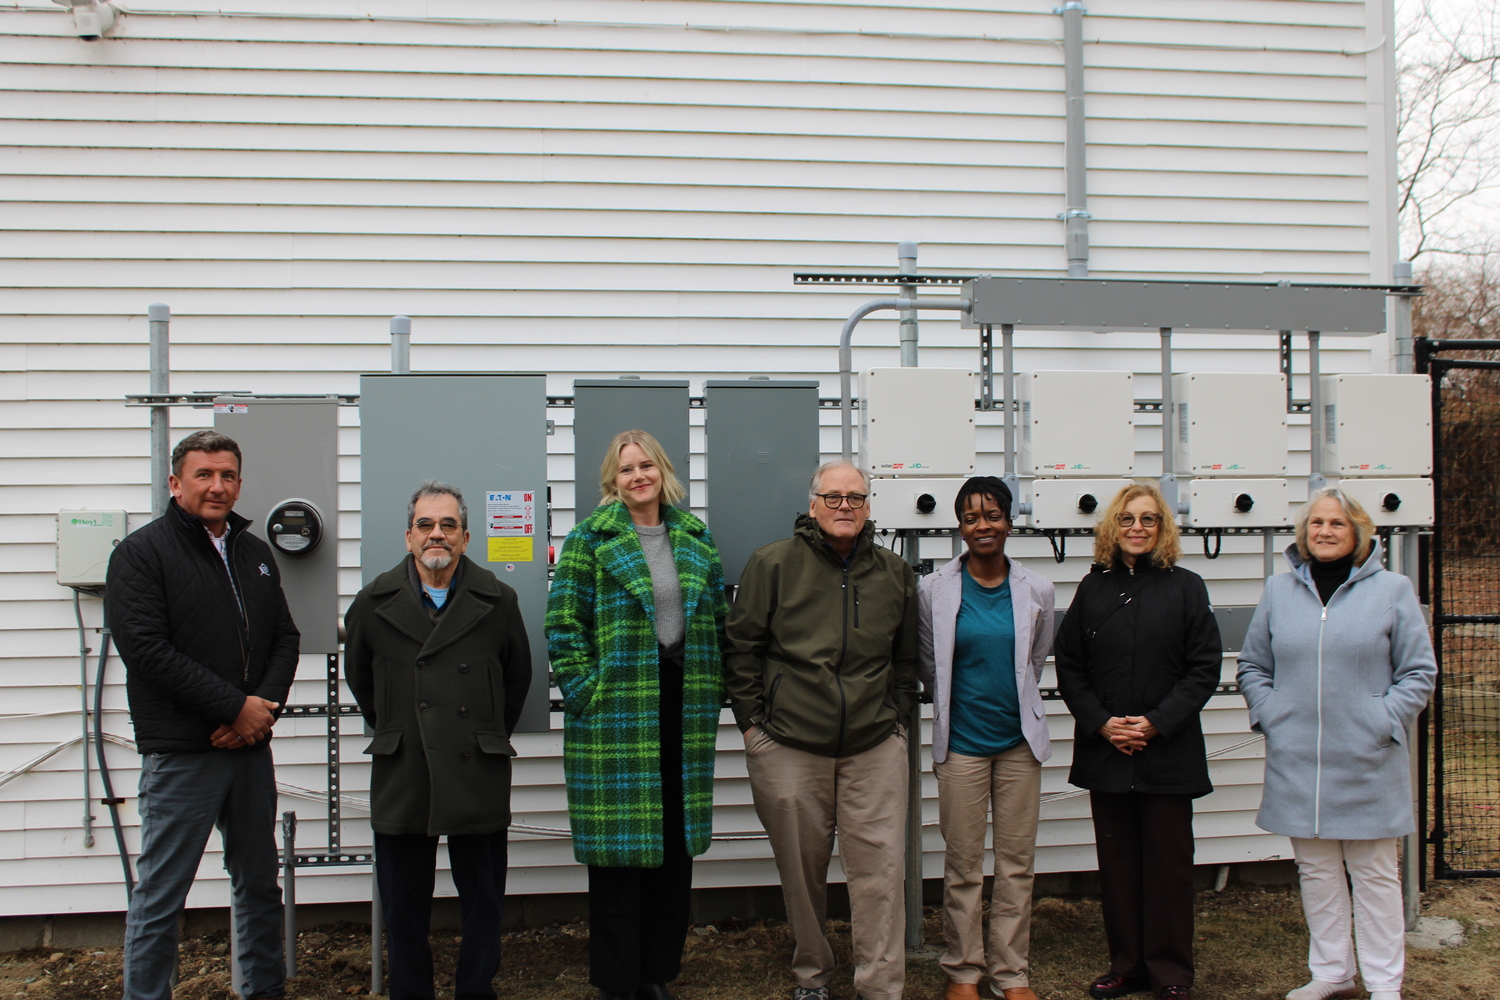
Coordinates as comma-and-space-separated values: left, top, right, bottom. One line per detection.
0, 0, 1390, 916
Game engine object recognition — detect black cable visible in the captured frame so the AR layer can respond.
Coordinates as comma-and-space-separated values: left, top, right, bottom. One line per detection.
1202, 531, 1223, 560
92, 601, 135, 901
1045, 531, 1067, 563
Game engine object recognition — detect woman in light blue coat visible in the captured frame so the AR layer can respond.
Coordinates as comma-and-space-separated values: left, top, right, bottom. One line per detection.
918, 477, 1055, 1000
1237, 488, 1436, 1000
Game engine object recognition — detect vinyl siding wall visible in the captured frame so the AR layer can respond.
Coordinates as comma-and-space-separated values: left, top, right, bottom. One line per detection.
0, 0, 1395, 915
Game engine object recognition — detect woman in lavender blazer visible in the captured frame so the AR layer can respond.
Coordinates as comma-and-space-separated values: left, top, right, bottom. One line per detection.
918, 476, 1056, 1000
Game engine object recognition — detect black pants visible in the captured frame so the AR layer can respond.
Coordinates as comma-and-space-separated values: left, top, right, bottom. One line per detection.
1089, 791, 1196, 989
375, 830, 509, 1000
588, 644, 694, 994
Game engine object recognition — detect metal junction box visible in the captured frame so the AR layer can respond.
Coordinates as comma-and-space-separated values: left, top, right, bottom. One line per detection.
868, 477, 968, 531
360, 374, 551, 732
215, 396, 341, 654
703, 380, 820, 586
1018, 371, 1134, 477
1182, 478, 1289, 528
57, 509, 128, 588
1027, 478, 1134, 530
573, 379, 690, 510
858, 368, 975, 477
1172, 372, 1288, 477
1334, 477, 1434, 527
1320, 374, 1433, 477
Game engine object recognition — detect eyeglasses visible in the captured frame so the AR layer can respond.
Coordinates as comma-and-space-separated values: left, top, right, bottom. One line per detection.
412, 518, 463, 534
816, 493, 867, 510
1116, 512, 1161, 528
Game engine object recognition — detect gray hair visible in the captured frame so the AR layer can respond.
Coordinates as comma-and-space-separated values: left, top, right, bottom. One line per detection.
808, 461, 871, 499
407, 480, 468, 530
171, 430, 242, 477
1293, 486, 1376, 565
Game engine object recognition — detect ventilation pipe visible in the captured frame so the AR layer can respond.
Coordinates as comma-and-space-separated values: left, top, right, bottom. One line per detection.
1058, 1, 1091, 277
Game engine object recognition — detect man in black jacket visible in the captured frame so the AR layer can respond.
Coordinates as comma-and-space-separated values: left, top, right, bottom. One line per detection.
106, 430, 300, 1000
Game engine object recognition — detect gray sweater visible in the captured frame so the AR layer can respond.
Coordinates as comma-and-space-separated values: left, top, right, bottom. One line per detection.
634, 521, 684, 650
1237, 541, 1436, 841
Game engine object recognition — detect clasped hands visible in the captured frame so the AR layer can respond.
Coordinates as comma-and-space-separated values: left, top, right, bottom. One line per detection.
210, 696, 281, 749
1098, 715, 1159, 755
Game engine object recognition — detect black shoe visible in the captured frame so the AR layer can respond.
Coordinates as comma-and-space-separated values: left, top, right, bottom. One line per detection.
1158, 988, 1191, 1000
1088, 974, 1151, 999
638, 985, 675, 1000
600, 991, 635, 1000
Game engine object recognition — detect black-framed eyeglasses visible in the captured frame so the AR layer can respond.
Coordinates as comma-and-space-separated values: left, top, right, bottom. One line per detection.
816, 493, 867, 510
1116, 512, 1161, 528
413, 518, 463, 534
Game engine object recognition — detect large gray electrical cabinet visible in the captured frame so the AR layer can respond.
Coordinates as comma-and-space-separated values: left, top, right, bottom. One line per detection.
572, 379, 690, 511
213, 395, 340, 654
359, 374, 551, 733
704, 381, 820, 585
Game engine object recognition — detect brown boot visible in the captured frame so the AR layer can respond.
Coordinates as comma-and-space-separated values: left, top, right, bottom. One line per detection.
945, 984, 981, 1000
1001, 989, 1039, 1000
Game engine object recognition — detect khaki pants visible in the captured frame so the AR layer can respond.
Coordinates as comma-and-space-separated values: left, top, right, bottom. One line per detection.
745, 728, 908, 1000
934, 744, 1042, 990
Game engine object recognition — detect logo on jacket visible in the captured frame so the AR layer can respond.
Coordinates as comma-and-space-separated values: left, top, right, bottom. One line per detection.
259, 563, 271, 576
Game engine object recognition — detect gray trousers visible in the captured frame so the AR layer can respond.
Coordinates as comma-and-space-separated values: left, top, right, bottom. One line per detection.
123, 747, 284, 1000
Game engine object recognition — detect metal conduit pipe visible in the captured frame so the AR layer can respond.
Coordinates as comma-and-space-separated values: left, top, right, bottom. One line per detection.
147, 303, 171, 520
390, 315, 411, 374
1059, 0, 1091, 277
839, 296, 972, 460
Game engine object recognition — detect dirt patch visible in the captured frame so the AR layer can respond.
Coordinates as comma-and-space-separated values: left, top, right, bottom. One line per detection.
9, 879, 1499, 1000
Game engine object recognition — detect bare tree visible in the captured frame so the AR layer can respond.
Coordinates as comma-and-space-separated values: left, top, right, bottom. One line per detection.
1414, 252, 1500, 338
1398, 0, 1500, 261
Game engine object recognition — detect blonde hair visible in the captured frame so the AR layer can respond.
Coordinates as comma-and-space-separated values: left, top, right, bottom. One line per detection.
1092, 482, 1181, 568
598, 429, 686, 507
1294, 487, 1376, 565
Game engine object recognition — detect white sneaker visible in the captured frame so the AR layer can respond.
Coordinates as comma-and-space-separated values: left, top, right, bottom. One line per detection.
1369, 993, 1402, 1000
1285, 982, 1358, 1000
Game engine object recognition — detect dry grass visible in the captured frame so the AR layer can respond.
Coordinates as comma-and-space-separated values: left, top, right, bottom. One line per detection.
8, 878, 1499, 1000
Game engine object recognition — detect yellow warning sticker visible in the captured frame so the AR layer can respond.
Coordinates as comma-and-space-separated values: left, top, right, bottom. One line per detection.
488, 537, 533, 562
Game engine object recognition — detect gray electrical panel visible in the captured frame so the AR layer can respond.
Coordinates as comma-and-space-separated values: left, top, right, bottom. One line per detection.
572, 380, 690, 511
213, 396, 341, 654
359, 374, 551, 733
704, 381, 820, 585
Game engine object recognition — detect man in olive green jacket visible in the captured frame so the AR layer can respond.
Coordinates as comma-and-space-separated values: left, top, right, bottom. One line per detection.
725, 461, 919, 1000
345, 482, 531, 1000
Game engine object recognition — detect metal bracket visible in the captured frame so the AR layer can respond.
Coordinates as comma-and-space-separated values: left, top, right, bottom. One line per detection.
1056, 209, 1093, 221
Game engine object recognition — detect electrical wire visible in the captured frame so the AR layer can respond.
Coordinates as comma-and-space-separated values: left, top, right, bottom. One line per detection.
72, 590, 95, 850
92, 604, 135, 902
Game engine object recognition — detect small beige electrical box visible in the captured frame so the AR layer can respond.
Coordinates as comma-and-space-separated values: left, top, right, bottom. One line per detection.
1018, 371, 1134, 477
1172, 372, 1288, 477
858, 368, 976, 477
57, 510, 129, 588
1320, 374, 1432, 477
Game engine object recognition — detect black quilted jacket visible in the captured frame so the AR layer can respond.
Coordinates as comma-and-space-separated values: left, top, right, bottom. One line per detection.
106, 499, 300, 754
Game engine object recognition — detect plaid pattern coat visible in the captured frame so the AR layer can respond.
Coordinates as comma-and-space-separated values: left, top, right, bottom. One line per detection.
545, 501, 728, 867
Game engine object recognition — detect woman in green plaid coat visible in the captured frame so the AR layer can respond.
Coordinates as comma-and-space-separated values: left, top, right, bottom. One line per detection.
545, 429, 728, 1000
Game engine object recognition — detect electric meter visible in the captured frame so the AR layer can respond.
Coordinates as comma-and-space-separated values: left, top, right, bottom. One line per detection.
266, 499, 325, 557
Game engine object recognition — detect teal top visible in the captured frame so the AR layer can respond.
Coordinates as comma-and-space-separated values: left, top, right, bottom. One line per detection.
948, 570, 1022, 758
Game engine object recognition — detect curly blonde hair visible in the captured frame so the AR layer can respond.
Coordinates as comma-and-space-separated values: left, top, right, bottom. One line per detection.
1092, 482, 1181, 568
598, 429, 687, 507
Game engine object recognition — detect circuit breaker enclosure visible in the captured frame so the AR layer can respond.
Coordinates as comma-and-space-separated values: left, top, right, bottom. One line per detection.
1320, 374, 1432, 477
57, 509, 128, 588
1018, 371, 1134, 477
1181, 478, 1289, 527
1172, 372, 1287, 477
1334, 477, 1434, 527
858, 368, 975, 477
1026, 478, 1135, 530
867, 477, 969, 531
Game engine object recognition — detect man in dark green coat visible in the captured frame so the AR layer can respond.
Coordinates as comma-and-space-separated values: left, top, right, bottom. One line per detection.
345, 481, 532, 1000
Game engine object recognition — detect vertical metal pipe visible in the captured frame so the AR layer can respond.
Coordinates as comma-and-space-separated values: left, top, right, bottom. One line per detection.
282, 811, 297, 978
1307, 332, 1324, 489
903, 716, 922, 949
898, 241, 919, 367
1059, 1, 1090, 277
1263, 529, 1276, 580
371, 861, 384, 995
1391, 261, 1415, 376
74, 592, 94, 849
390, 316, 411, 375
1001, 325, 1021, 516
1159, 328, 1183, 515
147, 303, 170, 519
